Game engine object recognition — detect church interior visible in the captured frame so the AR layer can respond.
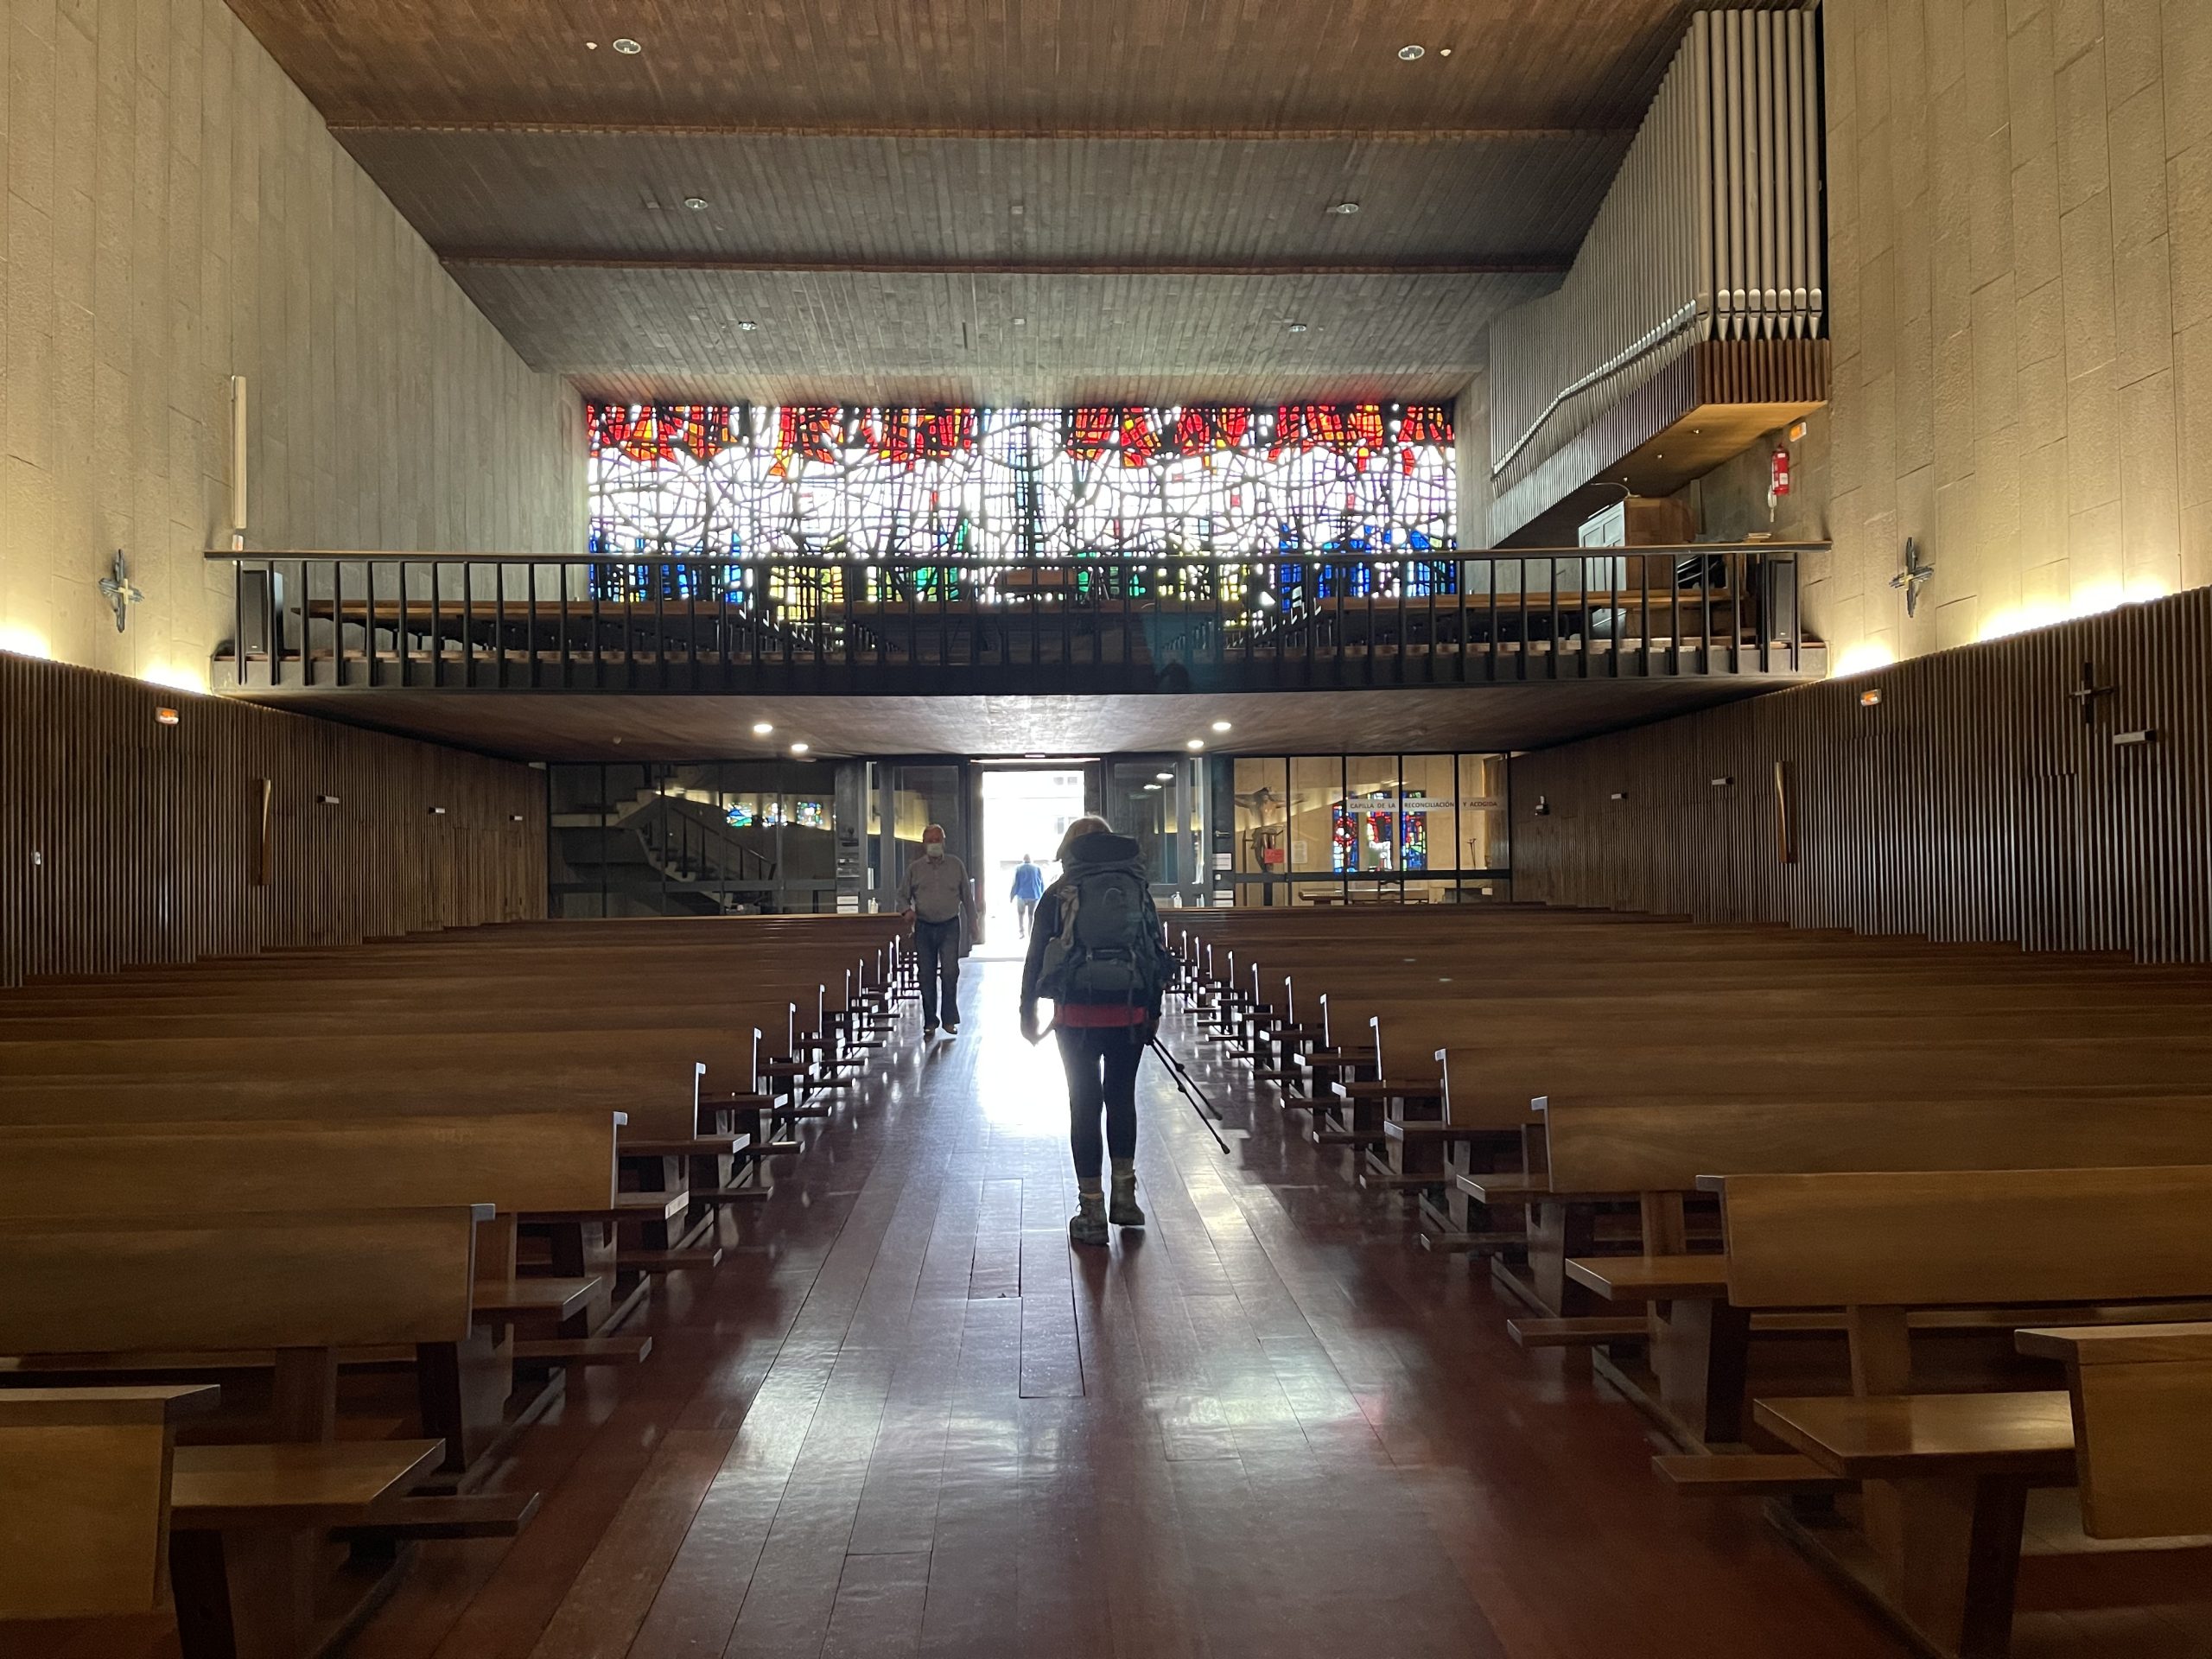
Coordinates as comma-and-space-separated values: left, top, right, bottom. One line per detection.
5, 1, 2212, 1655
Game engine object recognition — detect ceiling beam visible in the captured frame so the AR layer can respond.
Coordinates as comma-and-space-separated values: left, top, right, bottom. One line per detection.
441, 253, 1572, 276
332, 121, 1630, 143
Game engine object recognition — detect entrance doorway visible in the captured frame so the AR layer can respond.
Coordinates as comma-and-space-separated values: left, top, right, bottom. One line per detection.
977, 766, 1088, 958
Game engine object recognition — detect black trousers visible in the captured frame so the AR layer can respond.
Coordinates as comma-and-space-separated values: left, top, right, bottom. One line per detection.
914, 918, 961, 1026
1056, 1023, 1142, 1183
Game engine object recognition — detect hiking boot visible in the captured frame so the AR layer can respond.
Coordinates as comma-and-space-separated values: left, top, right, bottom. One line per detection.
1109, 1174, 1146, 1229
1068, 1194, 1109, 1247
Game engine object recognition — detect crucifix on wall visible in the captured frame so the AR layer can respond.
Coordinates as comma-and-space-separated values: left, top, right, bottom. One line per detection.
99, 550, 143, 632
2069, 660, 2116, 727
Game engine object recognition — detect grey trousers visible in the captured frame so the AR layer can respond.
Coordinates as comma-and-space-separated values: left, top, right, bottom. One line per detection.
914, 917, 961, 1026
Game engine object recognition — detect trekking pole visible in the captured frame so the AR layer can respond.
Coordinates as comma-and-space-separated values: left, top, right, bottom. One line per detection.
1149, 1036, 1220, 1118
1148, 1037, 1231, 1154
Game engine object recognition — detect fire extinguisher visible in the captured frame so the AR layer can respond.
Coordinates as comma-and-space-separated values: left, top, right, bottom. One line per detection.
1767, 443, 1792, 520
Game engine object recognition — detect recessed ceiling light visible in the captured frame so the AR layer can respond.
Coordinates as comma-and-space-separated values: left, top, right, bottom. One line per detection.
585, 40, 599, 49
1014, 317, 1027, 326
612, 36, 641, 53
1185, 739, 1205, 750
789, 741, 810, 754
1011, 204, 1025, 216
752, 721, 773, 734
1211, 719, 1232, 732
1397, 43, 1425, 60
736, 320, 759, 332
683, 196, 709, 211
1287, 321, 1308, 334
1440, 46, 1453, 56
1154, 771, 1174, 781
1330, 201, 1361, 215
1145, 783, 1162, 791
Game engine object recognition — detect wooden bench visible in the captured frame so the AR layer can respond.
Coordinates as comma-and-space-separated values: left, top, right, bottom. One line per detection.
0, 1113, 658, 1461
0, 1209, 537, 1658
1725, 1166, 2212, 1659
0, 1383, 492, 1658
1487, 1095, 2212, 1446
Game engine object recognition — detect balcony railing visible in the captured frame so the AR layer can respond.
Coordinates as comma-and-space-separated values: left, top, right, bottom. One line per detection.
207, 546, 1820, 695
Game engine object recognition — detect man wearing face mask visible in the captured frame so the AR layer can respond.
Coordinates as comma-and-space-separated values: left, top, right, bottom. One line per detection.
899, 823, 978, 1039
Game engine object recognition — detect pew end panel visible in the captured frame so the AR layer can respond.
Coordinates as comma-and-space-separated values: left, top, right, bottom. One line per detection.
0, 1384, 219, 1621
2016, 1322, 2212, 1541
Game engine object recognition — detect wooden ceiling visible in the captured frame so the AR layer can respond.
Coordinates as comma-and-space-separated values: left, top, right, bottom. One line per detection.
222, 0, 1794, 405
446, 267, 1548, 406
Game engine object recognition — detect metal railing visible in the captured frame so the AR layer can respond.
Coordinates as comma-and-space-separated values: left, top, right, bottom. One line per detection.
207, 545, 1820, 694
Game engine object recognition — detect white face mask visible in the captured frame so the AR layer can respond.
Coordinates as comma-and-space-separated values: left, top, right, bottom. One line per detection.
925, 842, 944, 859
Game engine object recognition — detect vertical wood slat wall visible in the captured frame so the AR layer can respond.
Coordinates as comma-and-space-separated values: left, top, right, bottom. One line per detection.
1509, 588, 2212, 963
1, 654, 546, 988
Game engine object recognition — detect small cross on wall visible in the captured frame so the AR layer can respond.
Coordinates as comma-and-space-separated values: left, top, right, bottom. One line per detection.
2069, 660, 2116, 728
98, 550, 144, 632
1890, 537, 1935, 618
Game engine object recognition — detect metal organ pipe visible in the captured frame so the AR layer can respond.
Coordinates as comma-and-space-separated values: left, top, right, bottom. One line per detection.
1488, 9, 1825, 484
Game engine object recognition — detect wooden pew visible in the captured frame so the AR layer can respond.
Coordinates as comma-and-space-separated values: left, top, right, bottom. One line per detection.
1725, 1166, 2212, 1659
0, 1114, 656, 1450
0, 1207, 529, 1659
0, 1382, 489, 1659
1502, 1096, 2212, 1448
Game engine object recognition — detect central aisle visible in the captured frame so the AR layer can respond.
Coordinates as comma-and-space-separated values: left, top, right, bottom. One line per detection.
353, 960, 1921, 1659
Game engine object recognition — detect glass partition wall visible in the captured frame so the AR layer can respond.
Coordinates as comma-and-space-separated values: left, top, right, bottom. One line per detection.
549, 760, 843, 916
1225, 753, 1508, 906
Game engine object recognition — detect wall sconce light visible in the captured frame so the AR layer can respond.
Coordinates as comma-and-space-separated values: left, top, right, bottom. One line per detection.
510, 814, 525, 823
1710, 776, 1733, 787
1534, 796, 1551, 817
429, 806, 447, 816
316, 793, 340, 805
1859, 688, 1883, 707
1609, 791, 1629, 801
154, 706, 181, 726
2114, 729, 2158, 747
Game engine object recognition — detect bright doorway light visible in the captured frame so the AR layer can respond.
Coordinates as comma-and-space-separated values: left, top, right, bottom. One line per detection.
980, 766, 1087, 965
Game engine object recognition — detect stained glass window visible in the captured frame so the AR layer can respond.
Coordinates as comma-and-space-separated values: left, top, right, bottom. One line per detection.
587, 403, 1455, 563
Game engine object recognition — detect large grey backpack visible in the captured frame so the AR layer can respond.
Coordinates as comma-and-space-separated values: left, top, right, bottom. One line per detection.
1037, 868, 1160, 1005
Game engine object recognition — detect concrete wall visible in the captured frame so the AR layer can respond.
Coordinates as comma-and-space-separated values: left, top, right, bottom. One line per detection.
1814, 0, 2212, 665
1455, 360, 1494, 547
0, 0, 582, 684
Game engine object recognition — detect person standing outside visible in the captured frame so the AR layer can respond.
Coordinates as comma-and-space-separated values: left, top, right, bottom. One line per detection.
901, 823, 977, 1039
1010, 853, 1046, 938
1019, 816, 1176, 1247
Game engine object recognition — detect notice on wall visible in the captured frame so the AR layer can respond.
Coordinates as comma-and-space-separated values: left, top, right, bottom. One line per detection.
1211, 852, 1233, 870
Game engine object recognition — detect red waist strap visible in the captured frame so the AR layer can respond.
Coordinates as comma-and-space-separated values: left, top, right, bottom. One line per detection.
1053, 1002, 1149, 1028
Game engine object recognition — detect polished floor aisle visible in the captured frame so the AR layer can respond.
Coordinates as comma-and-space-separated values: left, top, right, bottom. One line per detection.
330, 958, 1952, 1659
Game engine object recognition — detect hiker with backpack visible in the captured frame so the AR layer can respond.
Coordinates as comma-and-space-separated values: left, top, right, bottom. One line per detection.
1018, 815, 1179, 1247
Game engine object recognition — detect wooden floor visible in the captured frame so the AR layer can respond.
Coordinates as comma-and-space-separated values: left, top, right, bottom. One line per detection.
33, 960, 2200, 1659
